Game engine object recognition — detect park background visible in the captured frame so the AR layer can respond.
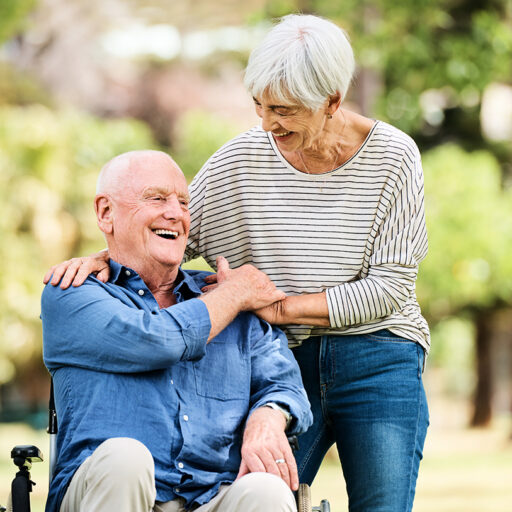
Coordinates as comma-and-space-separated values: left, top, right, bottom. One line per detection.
1, 0, 512, 510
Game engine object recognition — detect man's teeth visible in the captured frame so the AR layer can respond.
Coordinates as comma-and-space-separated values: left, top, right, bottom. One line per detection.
274, 131, 291, 137
153, 229, 178, 239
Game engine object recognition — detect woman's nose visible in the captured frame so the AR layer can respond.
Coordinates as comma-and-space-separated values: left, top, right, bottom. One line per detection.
261, 110, 279, 132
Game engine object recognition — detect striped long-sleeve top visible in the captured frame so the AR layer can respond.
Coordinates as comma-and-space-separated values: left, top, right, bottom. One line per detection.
185, 121, 430, 352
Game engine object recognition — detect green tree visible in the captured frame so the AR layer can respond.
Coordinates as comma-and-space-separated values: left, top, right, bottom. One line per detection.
0, 105, 157, 413
0, 0, 36, 44
419, 144, 512, 424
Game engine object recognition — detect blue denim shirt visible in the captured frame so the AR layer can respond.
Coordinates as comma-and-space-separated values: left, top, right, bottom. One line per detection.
41, 261, 312, 511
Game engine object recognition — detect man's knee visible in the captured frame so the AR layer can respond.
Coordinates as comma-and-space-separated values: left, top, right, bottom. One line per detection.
228, 473, 296, 511
93, 437, 154, 484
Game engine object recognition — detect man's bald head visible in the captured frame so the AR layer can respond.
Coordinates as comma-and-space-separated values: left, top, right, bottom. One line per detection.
96, 150, 179, 196
94, 149, 190, 278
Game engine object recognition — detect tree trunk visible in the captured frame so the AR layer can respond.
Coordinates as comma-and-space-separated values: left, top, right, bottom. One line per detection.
470, 311, 494, 426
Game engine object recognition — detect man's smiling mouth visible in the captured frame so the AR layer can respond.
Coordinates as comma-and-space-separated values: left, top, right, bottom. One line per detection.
153, 229, 178, 240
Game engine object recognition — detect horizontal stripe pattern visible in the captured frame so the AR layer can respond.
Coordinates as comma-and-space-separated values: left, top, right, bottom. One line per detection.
186, 122, 430, 351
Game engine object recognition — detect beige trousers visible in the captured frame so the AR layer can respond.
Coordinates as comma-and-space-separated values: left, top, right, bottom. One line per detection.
60, 438, 296, 512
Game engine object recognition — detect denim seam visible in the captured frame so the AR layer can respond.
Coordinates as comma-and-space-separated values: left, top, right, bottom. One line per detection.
404, 344, 423, 512
297, 422, 328, 477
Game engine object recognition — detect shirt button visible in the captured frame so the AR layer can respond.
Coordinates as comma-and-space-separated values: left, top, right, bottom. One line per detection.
138, 289, 144, 296
175, 488, 180, 493
183, 414, 189, 421
178, 462, 184, 469
171, 380, 174, 385
125, 270, 131, 276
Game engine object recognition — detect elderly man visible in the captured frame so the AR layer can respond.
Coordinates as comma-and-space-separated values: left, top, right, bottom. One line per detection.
41, 150, 312, 512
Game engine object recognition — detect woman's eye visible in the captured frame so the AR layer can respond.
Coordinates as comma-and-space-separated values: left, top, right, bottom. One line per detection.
275, 108, 295, 116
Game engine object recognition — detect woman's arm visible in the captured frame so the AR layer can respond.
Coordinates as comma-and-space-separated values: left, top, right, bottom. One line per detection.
256, 146, 427, 329
254, 293, 330, 326
43, 249, 111, 288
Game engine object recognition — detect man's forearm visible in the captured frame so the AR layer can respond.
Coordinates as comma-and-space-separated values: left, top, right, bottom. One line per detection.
199, 282, 248, 341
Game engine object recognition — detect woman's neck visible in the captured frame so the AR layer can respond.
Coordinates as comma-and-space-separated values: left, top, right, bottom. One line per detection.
282, 109, 375, 174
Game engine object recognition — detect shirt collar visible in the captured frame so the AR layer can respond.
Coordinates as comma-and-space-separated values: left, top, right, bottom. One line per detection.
108, 260, 202, 300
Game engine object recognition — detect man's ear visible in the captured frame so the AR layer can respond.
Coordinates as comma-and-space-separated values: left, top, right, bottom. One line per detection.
95, 195, 114, 234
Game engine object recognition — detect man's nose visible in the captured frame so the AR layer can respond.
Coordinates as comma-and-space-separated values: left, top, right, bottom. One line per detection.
162, 196, 184, 219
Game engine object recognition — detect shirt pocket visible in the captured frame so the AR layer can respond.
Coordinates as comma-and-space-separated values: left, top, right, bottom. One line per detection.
193, 339, 250, 400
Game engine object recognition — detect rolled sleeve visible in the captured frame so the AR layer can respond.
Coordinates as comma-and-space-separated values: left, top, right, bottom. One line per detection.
162, 298, 211, 361
248, 319, 312, 435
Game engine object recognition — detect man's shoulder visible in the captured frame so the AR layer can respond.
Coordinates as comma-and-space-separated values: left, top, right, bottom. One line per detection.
41, 274, 110, 305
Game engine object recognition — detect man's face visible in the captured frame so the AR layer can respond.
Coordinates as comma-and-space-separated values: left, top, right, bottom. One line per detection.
107, 155, 190, 272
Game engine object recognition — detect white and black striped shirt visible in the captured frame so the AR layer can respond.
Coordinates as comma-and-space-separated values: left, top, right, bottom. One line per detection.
186, 121, 430, 352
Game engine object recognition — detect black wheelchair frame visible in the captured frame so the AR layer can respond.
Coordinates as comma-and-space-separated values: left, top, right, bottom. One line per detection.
2, 381, 330, 512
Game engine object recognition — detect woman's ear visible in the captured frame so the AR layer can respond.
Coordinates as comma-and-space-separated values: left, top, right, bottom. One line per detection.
327, 92, 342, 116
95, 195, 114, 234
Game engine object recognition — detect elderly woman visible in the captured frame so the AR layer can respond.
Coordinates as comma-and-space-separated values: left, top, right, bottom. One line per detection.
47, 14, 429, 512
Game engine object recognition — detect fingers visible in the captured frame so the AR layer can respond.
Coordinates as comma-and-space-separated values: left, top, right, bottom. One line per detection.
96, 267, 110, 284
203, 274, 218, 284
73, 263, 103, 287
43, 266, 56, 284
45, 260, 74, 287
239, 447, 294, 489
283, 444, 298, 491
201, 284, 219, 294
276, 458, 292, 490
236, 459, 250, 480
216, 256, 229, 277
58, 259, 84, 289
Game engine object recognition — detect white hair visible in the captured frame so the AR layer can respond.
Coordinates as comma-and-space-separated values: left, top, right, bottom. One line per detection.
244, 14, 355, 111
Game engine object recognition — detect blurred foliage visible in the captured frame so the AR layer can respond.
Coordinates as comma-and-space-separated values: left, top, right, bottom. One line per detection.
257, 0, 512, 146
0, 0, 511, 402
428, 316, 476, 394
0, 0, 36, 44
0, 105, 156, 385
418, 144, 512, 320
0, 63, 52, 107
172, 109, 241, 180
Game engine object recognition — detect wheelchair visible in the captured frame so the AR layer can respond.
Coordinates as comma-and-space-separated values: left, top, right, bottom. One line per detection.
2, 382, 330, 512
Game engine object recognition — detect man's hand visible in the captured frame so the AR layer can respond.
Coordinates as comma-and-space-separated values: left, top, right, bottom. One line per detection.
214, 256, 286, 311
237, 406, 298, 491
199, 257, 286, 341
43, 250, 111, 289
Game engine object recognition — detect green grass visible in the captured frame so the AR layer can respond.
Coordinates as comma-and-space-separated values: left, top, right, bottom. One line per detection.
0, 423, 48, 512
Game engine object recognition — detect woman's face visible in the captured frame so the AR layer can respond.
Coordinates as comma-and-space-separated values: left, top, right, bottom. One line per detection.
253, 92, 329, 154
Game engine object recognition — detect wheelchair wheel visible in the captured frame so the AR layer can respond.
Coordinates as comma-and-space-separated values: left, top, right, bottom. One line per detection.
297, 483, 312, 512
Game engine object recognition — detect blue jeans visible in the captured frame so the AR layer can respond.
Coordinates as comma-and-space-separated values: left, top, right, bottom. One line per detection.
292, 331, 429, 512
